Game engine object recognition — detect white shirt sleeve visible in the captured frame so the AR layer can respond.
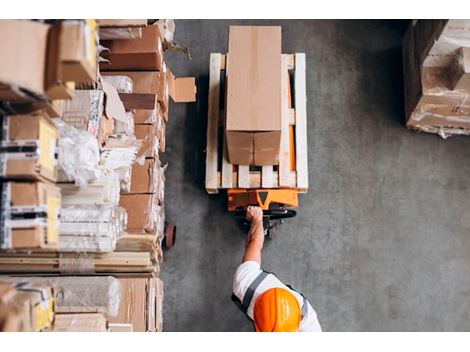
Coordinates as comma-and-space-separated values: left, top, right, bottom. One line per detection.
232, 261, 263, 303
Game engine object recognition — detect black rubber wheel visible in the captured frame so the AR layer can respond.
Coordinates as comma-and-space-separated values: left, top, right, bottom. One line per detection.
164, 223, 176, 249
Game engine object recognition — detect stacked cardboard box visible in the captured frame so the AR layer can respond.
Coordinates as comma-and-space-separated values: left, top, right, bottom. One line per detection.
0, 280, 54, 332
403, 19, 470, 138
0, 114, 61, 250
100, 21, 195, 243
108, 277, 163, 332
0, 19, 193, 332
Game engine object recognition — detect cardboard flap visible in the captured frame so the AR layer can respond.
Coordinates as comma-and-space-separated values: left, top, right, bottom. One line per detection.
102, 80, 128, 123
167, 69, 196, 103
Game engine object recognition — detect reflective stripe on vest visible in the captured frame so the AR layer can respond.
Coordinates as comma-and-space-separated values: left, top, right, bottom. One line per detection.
233, 270, 308, 321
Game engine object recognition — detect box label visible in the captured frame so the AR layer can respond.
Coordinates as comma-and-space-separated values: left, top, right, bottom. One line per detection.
46, 196, 60, 244
39, 120, 57, 172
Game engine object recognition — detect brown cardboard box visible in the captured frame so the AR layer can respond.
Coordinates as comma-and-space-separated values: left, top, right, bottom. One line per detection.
102, 70, 166, 111
135, 124, 158, 158
423, 20, 470, 67
52, 313, 108, 332
1, 113, 58, 182
0, 20, 50, 101
129, 159, 158, 193
100, 25, 164, 71
225, 26, 282, 166
119, 194, 156, 232
97, 20, 147, 27
109, 278, 162, 332
109, 278, 146, 331
62, 90, 104, 137
45, 23, 75, 100
60, 20, 97, 84
10, 282, 54, 332
134, 109, 159, 124
448, 47, 470, 91
1, 181, 61, 250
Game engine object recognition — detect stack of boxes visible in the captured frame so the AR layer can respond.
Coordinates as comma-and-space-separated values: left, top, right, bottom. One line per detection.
100, 22, 196, 244
0, 19, 195, 332
403, 19, 470, 138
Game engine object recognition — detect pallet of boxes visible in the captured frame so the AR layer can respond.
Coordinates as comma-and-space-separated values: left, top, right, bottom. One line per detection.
0, 19, 195, 332
403, 19, 470, 138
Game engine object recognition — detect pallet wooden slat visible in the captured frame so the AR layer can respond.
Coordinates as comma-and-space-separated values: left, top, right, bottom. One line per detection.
205, 53, 222, 194
279, 54, 292, 188
238, 165, 250, 188
294, 53, 309, 190
261, 166, 274, 188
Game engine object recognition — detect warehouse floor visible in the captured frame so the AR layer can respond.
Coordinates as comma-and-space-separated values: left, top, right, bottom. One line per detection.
161, 20, 470, 331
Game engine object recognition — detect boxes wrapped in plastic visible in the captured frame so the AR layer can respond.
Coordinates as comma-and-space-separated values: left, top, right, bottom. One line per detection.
53, 118, 101, 186
3, 276, 121, 318
58, 204, 127, 253
59, 172, 121, 205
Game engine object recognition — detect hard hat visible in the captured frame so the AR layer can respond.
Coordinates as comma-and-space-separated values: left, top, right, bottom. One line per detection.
253, 287, 301, 332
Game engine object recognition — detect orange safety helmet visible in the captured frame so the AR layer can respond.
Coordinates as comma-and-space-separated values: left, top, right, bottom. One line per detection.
253, 287, 301, 332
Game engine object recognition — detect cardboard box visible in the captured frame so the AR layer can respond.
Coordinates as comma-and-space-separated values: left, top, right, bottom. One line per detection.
119, 194, 156, 232
100, 25, 164, 71
52, 313, 108, 332
423, 20, 470, 67
62, 90, 104, 136
60, 20, 97, 84
0, 181, 61, 250
102, 70, 167, 111
0, 20, 50, 101
109, 323, 133, 332
10, 281, 54, 332
448, 47, 470, 91
225, 26, 282, 166
134, 109, 159, 124
109, 278, 162, 332
99, 27, 143, 40
129, 159, 158, 193
97, 20, 147, 27
0, 113, 58, 182
135, 124, 158, 158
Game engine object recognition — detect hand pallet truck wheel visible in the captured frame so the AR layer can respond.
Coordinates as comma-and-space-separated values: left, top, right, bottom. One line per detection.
163, 223, 176, 249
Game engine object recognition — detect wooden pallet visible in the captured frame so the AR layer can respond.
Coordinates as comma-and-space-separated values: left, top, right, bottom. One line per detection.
205, 53, 308, 194
0, 251, 157, 275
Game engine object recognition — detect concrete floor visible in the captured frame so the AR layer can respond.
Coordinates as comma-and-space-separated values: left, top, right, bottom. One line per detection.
160, 20, 470, 331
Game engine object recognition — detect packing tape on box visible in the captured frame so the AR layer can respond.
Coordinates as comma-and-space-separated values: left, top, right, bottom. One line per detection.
59, 253, 95, 274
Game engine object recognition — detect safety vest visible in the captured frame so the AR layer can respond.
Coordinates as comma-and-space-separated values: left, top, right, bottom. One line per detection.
231, 270, 309, 323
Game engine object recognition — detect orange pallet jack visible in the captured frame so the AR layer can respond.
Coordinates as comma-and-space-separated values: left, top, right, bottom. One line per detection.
227, 127, 299, 238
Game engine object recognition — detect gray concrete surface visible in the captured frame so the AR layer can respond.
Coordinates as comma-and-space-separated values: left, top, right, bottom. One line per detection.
160, 20, 470, 331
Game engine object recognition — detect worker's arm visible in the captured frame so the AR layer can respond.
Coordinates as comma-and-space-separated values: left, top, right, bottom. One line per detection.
242, 206, 265, 265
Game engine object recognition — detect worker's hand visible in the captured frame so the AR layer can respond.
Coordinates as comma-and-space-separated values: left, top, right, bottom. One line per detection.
246, 206, 263, 223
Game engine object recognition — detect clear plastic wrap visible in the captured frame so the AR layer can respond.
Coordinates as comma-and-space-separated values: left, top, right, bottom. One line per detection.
59, 172, 121, 205
100, 135, 141, 172
4, 276, 121, 317
53, 118, 101, 186
61, 90, 105, 137
58, 204, 127, 253
101, 75, 134, 93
